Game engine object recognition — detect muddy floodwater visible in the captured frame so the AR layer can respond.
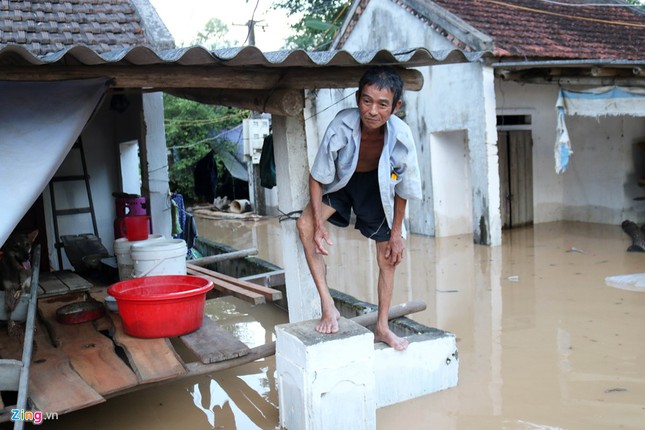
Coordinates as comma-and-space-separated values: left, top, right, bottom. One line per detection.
36, 218, 645, 430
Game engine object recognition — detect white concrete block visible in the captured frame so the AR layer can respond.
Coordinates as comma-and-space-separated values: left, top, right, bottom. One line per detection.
373, 332, 459, 408
276, 317, 376, 430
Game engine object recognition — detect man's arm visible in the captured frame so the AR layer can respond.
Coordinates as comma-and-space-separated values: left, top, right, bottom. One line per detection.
309, 174, 333, 255
385, 194, 407, 265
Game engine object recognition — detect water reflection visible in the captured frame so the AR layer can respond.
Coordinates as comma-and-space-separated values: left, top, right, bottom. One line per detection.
37, 218, 645, 430
197, 217, 645, 430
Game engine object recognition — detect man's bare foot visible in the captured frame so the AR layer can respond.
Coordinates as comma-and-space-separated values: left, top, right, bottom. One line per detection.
375, 327, 409, 351
316, 307, 340, 334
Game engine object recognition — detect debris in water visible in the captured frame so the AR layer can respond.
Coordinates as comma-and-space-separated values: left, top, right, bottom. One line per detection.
566, 246, 586, 254
605, 387, 627, 393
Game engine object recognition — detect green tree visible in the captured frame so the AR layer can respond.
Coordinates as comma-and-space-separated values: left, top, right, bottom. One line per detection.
273, 0, 351, 50
164, 18, 249, 203
164, 94, 248, 202
191, 18, 240, 49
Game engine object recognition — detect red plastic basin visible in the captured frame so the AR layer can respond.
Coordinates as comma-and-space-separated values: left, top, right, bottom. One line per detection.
107, 275, 214, 338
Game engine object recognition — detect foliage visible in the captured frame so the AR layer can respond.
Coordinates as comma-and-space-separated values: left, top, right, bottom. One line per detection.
164, 94, 249, 203
273, 0, 351, 50
190, 18, 240, 49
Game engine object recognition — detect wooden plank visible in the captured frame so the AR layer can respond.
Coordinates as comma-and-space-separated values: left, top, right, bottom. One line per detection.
178, 317, 250, 364
38, 295, 138, 395
0, 65, 426, 92
38, 272, 69, 296
187, 264, 282, 301
106, 313, 187, 383
54, 270, 92, 291
0, 321, 105, 415
186, 267, 265, 305
88, 289, 186, 384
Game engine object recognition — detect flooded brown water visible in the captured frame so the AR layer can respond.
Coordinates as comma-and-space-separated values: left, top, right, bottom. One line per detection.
37, 218, 645, 429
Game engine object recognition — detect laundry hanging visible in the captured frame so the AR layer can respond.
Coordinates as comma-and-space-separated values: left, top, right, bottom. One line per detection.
554, 86, 645, 174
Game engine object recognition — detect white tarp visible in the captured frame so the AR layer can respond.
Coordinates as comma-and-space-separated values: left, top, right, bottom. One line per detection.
554, 86, 645, 173
0, 79, 108, 246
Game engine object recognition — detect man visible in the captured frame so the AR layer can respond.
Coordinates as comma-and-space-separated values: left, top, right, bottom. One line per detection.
296, 66, 422, 351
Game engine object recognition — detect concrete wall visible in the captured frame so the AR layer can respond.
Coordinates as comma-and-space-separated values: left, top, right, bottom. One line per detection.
43, 92, 172, 270
311, 0, 501, 244
495, 80, 645, 225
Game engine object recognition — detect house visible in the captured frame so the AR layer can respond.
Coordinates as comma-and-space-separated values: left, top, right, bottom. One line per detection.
310, 0, 645, 246
0, 0, 174, 270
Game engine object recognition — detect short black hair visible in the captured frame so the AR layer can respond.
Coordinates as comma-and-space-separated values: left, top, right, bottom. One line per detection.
357, 66, 404, 111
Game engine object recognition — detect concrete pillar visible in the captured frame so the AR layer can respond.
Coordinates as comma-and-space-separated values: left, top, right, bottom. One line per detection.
272, 114, 321, 323
480, 64, 502, 246
141, 92, 171, 239
276, 317, 376, 430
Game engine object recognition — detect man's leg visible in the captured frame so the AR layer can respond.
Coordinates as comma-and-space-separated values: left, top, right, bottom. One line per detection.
374, 241, 409, 351
296, 202, 340, 334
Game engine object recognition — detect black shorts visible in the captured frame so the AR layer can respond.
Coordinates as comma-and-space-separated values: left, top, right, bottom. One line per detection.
323, 170, 391, 241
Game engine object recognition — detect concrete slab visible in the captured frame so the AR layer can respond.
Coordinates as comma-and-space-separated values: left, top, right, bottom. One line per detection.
373, 331, 459, 408
276, 317, 376, 430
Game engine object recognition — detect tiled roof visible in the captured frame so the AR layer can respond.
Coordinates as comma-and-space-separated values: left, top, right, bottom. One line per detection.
0, 0, 148, 56
339, 0, 645, 61
423, 0, 645, 60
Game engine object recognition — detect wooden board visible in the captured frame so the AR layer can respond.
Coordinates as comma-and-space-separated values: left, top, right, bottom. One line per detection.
187, 267, 266, 305
54, 270, 92, 290
187, 264, 281, 301
38, 271, 92, 297
106, 313, 186, 383
38, 295, 138, 395
179, 317, 250, 364
38, 272, 71, 296
0, 321, 104, 415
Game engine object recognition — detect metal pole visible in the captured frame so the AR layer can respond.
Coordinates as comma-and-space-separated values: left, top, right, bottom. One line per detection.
14, 244, 41, 430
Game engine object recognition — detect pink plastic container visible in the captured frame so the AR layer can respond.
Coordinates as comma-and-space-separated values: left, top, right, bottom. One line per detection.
107, 275, 214, 338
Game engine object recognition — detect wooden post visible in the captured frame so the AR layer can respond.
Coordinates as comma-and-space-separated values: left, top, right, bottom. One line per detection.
271, 113, 320, 323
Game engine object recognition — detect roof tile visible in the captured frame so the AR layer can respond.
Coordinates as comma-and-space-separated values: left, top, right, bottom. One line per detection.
0, 0, 149, 55
429, 0, 645, 60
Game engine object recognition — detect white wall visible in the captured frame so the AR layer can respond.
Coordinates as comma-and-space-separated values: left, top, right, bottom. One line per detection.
495, 80, 645, 225
43, 93, 152, 269
495, 81, 563, 224
312, 0, 501, 244
563, 115, 645, 224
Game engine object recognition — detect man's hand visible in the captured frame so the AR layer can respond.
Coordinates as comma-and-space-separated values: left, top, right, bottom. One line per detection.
314, 224, 333, 255
384, 234, 405, 266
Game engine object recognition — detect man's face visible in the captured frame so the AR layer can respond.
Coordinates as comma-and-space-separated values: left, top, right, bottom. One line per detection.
356, 84, 401, 132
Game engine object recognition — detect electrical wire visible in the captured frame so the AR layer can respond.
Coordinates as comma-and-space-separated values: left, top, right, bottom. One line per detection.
242, 0, 261, 46
482, 0, 645, 28
305, 90, 355, 121
536, 0, 644, 7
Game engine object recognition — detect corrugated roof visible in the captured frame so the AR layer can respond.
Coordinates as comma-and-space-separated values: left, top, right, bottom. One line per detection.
0, 44, 492, 68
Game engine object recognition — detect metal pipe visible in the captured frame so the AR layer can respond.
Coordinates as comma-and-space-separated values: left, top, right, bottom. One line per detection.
15, 244, 41, 430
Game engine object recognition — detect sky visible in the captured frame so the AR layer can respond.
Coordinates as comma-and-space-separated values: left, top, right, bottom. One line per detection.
148, 0, 300, 51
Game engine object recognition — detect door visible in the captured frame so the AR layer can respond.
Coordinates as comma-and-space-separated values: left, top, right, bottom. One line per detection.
498, 130, 533, 228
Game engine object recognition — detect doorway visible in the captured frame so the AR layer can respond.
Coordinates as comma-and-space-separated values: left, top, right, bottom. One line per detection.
497, 125, 533, 228
431, 130, 473, 236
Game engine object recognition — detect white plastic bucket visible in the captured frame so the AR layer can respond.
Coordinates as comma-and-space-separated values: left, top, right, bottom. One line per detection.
131, 239, 187, 278
114, 234, 164, 280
